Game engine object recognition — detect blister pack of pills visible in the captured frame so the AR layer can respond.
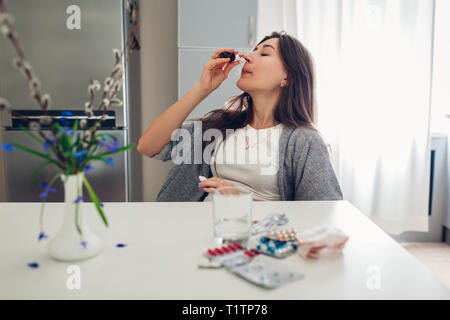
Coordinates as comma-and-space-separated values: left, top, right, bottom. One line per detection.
253, 237, 298, 259
202, 244, 303, 288
229, 254, 304, 289
251, 212, 289, 235
203, 243, 260, 269
267, 228, 297, 241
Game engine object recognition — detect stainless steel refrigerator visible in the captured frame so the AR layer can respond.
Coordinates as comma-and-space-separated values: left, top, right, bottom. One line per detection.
0, 0, 135, 202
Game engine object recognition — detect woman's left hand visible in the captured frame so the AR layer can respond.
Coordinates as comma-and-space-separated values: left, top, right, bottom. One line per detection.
199, 177, 233, 193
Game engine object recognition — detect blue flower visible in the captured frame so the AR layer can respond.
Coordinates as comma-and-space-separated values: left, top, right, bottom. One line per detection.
59, 111, 72, 127
43, 141, 51, 152
38, 232, 49, 241
84, 164, 94, 173
80, 240, 87, 248
61, 111, 74, 117
39, 192, 48, 199
106, 158, 115, 166
40, 182, 56, 193
73, 196, 84, 204
100, 202, 104, 208
43, 133, 56, 152
106, 139, 120, 152
27, 262, 39, 269
59, 118, 70, 127
1, 143, 16, 152
73, 150, 88, 163
116, 243, 127, 248
40, 182, 50, 189
73, 150, 88, 157
39, 182, 56, 199
63, 126, 75, 136
99, 136, 114, 148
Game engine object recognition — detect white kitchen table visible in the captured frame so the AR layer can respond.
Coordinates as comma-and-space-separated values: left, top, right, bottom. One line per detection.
0, 200, 449, 300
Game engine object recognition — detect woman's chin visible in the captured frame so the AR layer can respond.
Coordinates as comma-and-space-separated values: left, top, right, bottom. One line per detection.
236, 79, 251, 91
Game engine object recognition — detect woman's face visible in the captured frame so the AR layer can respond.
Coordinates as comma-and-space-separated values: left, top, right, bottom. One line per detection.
236, 38, 288, 93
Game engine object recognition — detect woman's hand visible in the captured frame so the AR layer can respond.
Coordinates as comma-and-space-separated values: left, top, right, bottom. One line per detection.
199, 176, 234, 193
197, 48, 241, 94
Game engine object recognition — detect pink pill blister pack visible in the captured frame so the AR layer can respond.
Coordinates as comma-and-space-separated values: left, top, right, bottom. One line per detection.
204, 243, 259, 268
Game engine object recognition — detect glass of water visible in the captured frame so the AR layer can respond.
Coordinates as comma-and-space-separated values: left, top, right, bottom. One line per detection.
212, 185, 253, 244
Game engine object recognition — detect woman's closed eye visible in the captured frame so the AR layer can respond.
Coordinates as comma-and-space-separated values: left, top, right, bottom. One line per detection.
252, 47, 270, 56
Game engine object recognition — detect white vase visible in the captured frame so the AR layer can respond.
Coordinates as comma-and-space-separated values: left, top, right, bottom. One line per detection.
47, 172, 104, 261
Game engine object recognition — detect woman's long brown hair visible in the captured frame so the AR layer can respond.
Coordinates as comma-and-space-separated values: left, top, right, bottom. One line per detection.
190, 31, 319, 147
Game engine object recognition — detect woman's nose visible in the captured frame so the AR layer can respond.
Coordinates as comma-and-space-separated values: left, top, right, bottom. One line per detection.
240, 53, 251, 63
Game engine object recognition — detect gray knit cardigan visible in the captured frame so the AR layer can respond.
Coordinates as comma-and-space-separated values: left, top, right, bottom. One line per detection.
151, 122, 343, 201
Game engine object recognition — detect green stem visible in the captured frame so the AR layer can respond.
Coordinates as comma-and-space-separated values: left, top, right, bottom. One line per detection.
39, 172, 63, 234
75, 174, 82, 235
82, 175, 108, 227
10, 141, 60, 165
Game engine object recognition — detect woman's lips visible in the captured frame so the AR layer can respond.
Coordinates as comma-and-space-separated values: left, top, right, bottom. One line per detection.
242, 70, 252, 75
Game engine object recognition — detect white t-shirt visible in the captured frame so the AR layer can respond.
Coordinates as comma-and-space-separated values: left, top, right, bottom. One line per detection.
204, 123, 285, 201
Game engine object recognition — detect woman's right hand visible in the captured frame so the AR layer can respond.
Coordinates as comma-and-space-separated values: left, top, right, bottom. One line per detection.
197, 48, 241, 94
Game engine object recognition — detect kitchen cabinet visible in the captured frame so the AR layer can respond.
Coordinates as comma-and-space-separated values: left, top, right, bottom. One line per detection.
178, 0, 257, 48
178, 0, 258, 121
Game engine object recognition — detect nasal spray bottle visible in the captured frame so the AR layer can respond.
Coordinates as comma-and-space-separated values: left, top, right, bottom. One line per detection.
219, 51, 246, 74
219, 51, 246, 63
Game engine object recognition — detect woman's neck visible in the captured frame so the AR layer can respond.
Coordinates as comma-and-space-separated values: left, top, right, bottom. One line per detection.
249, 119, 279, 130
249, 92, 280, 129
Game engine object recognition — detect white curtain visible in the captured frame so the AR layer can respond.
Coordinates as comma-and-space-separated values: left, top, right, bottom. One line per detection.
258, 0, 435, 234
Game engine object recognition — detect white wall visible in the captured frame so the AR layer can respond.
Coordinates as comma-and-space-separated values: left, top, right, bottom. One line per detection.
139, 0, 178, 201
257, 0, 297, 39
257, 0, 283, 39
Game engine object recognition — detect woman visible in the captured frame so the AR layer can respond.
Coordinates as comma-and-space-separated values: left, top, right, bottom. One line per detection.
137, 31, 343, 202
